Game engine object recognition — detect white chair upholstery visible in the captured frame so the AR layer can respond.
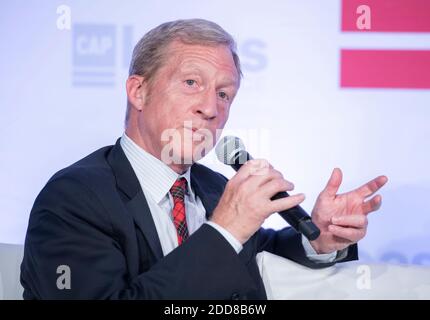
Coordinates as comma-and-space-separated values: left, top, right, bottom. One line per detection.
256, 251, 430, 299
0, 243, 24, 300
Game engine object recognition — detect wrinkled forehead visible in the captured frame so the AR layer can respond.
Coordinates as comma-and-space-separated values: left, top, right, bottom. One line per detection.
162, 41, 240, 83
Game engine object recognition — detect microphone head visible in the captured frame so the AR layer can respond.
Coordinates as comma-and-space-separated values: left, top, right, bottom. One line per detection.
215, 136, 245, 165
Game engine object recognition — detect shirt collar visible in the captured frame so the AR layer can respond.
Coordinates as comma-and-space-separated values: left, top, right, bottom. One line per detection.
120, 133, 195, 204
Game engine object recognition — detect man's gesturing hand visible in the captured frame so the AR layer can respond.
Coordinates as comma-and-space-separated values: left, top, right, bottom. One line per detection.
210, 159, 305, 244
310, 168, 388, 254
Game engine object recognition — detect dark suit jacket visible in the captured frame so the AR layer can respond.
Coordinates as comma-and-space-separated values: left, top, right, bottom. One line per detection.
20, 138, 358, 300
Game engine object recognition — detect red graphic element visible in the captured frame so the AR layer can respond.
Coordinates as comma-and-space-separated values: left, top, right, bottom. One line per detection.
341, 50, 430, 89
342, 0, 430, 32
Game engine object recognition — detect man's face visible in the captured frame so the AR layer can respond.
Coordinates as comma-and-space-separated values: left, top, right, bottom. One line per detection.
136, 41, 240, 170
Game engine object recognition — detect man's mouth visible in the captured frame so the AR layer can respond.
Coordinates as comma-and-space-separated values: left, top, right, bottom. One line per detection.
182, 125, 208, 140
183, 124, 200, 133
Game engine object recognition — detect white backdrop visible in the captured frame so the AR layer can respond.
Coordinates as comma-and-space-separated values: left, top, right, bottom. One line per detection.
1, 0, 429, 265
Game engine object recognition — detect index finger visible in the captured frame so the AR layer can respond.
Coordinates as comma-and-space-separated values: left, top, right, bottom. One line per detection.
355, 175, 388, 198
231, 159, 271, 184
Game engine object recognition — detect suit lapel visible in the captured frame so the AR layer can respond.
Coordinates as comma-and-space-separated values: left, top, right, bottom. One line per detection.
107, 138, 164, 261
125, 192, 164, 261
190, 164, 224, 220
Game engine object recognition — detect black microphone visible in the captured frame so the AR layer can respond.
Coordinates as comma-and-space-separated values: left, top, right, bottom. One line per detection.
215, 136, 321, 241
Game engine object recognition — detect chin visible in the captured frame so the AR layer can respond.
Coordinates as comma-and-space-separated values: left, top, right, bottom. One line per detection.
183, 144, 206, 165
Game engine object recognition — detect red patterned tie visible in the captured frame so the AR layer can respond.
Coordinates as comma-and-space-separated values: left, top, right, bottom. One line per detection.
169, 178, 189, 245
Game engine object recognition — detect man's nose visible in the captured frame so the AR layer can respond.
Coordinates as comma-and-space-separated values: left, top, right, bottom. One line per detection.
195, 89, 218, 120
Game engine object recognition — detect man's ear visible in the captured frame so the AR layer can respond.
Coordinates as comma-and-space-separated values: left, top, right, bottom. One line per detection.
126, 75, 148, 112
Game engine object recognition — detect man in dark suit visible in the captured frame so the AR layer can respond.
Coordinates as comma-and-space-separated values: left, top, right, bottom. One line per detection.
20, 19, 388, 299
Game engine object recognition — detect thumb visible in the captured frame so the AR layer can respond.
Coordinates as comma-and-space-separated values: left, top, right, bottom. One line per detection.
322, 168, 343, 198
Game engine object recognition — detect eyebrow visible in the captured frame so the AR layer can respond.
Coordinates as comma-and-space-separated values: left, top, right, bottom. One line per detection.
218, 78, 238, 88
179, 63, 239, 87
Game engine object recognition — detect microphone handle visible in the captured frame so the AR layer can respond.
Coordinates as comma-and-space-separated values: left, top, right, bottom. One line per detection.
271, 192, 320, 241
230, 150, 320, 241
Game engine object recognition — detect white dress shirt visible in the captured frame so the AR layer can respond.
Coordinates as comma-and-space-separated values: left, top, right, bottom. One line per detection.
120, 133, 339, 262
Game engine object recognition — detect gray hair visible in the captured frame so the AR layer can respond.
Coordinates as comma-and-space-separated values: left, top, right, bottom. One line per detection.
125, 18, 242, 124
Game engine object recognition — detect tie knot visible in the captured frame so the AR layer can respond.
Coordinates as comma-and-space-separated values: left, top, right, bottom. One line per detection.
170, 177, 187, 200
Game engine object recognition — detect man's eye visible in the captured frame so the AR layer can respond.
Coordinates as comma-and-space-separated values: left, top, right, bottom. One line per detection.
185, 79, 196, 86
218, 91, 229, 100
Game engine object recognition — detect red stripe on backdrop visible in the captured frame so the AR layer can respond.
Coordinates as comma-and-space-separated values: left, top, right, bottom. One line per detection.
340, 50, 430, 89
342, 0, 430, 32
